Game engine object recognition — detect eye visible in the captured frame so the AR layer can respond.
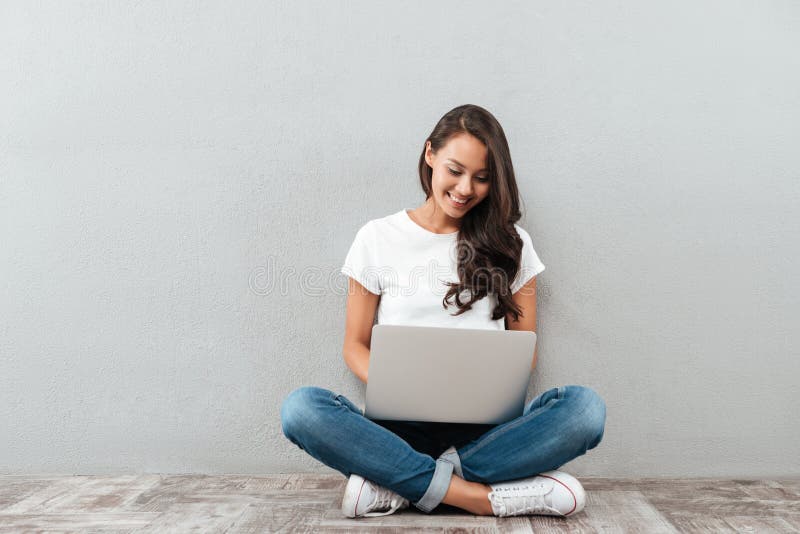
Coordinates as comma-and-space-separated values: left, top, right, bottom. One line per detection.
448, 168, 489, 183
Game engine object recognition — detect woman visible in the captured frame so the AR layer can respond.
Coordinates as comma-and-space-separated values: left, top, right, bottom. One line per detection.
281, 104, 606, 518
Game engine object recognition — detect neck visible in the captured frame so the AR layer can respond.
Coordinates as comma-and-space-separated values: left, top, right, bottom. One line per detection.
411, 198, 461, 234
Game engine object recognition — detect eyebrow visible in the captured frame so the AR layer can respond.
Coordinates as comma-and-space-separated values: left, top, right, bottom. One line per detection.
447, 158, 487, 173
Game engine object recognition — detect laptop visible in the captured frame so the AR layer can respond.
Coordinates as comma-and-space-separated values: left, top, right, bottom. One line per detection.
364, 324, 537, 424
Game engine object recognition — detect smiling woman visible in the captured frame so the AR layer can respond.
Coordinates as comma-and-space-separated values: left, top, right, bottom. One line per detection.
281, 104, 606, 521
412, 105, 536, 324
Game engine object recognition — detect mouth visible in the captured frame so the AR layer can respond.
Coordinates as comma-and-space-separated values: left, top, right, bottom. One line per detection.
446, 191, 471, 209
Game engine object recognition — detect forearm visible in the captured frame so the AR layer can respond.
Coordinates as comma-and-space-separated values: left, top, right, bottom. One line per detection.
343, 343, 370, 384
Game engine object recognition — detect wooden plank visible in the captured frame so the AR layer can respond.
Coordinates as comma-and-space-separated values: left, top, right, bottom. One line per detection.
598, 477, 750, 497
127, 475, 260, 512
288, 473, 348, 490
776, 513, 800, 532
316, 506, 500, 529
0, 511, 158, 531
136, 498, 252, 532
243, 473, 345, 491
665, 515, 738, 533
736, 479, 800, 501
227, 502, 326, 533
725, 515, 800, 533
1, 476, 96, 514
0, 477, 63, 509
482, 517, 535, 533
21, 475, 162, 514
774, 479, 800, 495
122, 475, 207, 512
550, 490, 679, 533
646, 494, 800, 516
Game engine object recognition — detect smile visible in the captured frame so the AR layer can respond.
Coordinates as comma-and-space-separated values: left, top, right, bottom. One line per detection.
447, 192, 470, 208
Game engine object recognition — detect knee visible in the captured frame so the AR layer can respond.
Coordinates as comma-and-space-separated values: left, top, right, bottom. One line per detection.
280, 386, 331, 441
563, 385, 606, 449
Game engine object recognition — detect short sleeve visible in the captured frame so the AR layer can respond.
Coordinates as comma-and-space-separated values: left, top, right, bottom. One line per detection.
341, 221, 382, 295
509, 225, 546, 294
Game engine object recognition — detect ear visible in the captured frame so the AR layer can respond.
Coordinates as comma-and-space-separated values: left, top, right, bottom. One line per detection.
424, 141, 434, 167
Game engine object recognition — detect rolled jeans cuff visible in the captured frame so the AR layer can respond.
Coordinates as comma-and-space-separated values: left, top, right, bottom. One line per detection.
438, 445, 463, 478
413, 458, 454, 513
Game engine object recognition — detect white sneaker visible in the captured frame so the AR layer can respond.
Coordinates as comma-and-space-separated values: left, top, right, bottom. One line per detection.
488, 470, 586, 517
341, 473, 410, 518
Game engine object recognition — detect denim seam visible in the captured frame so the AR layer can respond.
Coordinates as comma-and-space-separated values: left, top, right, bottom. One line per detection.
458, 394, 562, 463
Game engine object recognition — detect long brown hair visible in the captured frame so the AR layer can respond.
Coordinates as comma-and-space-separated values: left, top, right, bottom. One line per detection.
417, 104, 527, 323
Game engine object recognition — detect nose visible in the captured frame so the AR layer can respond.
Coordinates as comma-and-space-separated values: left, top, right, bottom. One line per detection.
455, 175, 474, 197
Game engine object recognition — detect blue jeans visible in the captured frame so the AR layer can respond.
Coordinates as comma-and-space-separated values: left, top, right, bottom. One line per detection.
281, 384, 606, 513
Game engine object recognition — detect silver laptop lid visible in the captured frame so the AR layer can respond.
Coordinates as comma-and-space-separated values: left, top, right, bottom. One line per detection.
365, 324, 536, 424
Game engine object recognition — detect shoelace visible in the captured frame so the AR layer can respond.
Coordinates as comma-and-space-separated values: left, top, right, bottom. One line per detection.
489, 481, 558, 516
360, 484, 408, 517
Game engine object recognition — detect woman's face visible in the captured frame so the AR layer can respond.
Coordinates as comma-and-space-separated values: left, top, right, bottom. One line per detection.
424, 132, 491, 218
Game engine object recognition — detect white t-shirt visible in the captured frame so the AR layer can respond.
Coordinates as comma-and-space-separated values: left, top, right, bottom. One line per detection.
341, 209, 546, 330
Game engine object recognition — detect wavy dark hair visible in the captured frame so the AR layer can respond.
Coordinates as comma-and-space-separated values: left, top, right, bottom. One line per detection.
417, 104, 528, 323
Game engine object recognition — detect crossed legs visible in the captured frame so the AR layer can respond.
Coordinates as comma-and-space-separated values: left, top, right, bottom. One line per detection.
280, 384, 606, 514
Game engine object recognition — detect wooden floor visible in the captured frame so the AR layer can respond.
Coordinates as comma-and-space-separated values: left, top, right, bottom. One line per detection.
0, 474, 798, 533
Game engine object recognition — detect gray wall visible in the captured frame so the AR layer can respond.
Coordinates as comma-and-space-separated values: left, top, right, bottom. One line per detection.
2, 1, 798, 477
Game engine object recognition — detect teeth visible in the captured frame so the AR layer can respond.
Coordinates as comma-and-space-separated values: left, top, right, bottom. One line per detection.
448, 192, 468, 204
